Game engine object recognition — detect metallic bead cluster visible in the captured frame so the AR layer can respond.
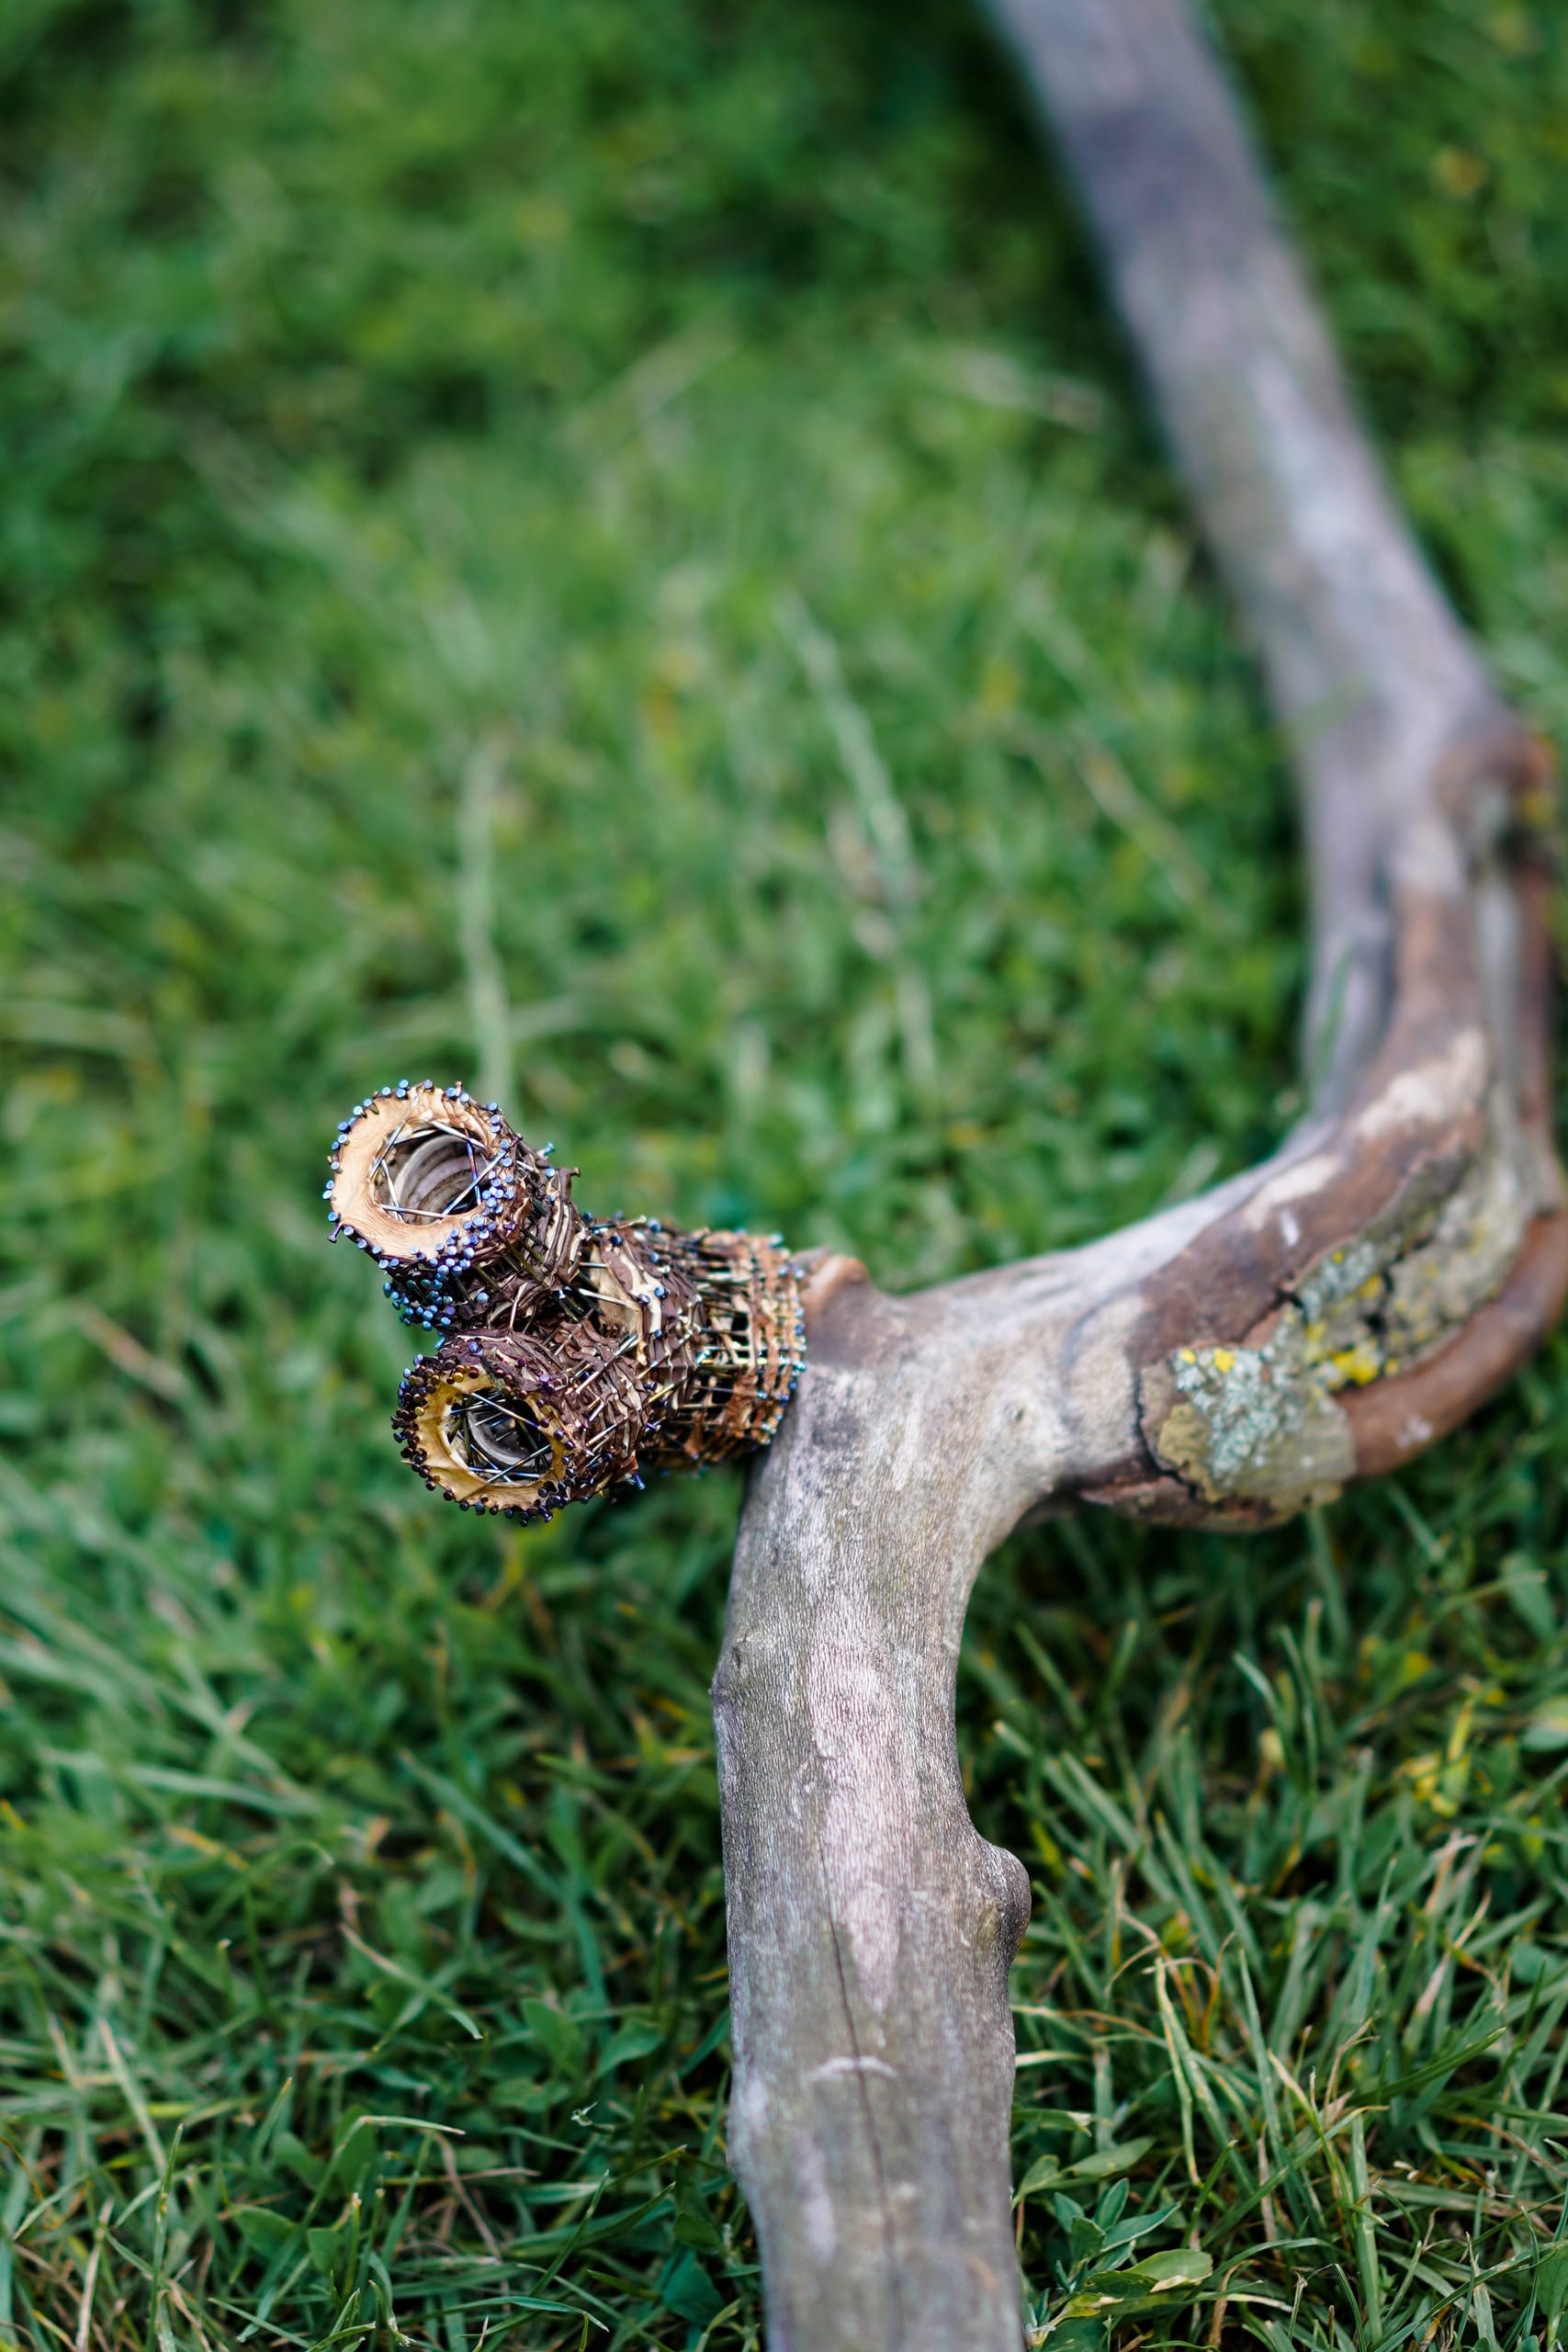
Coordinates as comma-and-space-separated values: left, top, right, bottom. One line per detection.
325, 1081, 806, 1520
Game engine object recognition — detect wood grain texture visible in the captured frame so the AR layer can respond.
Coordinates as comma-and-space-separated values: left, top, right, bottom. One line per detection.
714, 3, 1563, 2342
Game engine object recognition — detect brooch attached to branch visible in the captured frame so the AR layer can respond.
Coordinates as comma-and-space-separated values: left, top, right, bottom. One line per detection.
325, 1082, 806, 1520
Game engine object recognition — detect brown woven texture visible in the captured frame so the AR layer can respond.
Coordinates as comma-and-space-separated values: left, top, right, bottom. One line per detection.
326, 1082, 805, 1518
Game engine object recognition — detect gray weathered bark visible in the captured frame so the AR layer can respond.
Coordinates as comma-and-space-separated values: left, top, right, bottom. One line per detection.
712, 1, 1564, 2345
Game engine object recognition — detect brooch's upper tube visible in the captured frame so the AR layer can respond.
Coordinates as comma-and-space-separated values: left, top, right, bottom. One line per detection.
326, 1081, 805, 1518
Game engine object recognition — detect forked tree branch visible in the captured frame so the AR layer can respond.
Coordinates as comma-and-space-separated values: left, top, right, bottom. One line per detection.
714, 1, 1564, 2343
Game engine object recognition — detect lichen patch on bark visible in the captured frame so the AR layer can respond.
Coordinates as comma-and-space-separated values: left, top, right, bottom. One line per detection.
1143, 1115, 1529, 1513
1142, 1329, 1354, 1516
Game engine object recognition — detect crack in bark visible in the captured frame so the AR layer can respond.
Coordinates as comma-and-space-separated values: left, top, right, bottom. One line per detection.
817, 1827, 907, 2352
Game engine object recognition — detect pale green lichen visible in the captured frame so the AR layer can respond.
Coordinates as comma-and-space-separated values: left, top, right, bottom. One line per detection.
1381, 1147, 1525, 1361
1151, 1321, 1353, 1515
1145, 1114, 1529, 1515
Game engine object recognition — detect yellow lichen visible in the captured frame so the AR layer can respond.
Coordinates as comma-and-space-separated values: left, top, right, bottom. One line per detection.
1146, 1114, 1534, 1516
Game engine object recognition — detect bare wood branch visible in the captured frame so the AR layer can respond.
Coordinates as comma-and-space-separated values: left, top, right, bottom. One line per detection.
715, 2, 1565, 2344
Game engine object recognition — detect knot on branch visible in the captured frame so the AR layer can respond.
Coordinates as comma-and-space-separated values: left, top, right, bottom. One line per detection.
326, 1081, 806, 1519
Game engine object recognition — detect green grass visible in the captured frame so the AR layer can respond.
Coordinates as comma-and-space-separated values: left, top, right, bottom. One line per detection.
2, 0, 1568, 2344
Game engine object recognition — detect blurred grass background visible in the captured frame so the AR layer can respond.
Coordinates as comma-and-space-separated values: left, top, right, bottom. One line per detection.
3, 0, 1568, 2345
